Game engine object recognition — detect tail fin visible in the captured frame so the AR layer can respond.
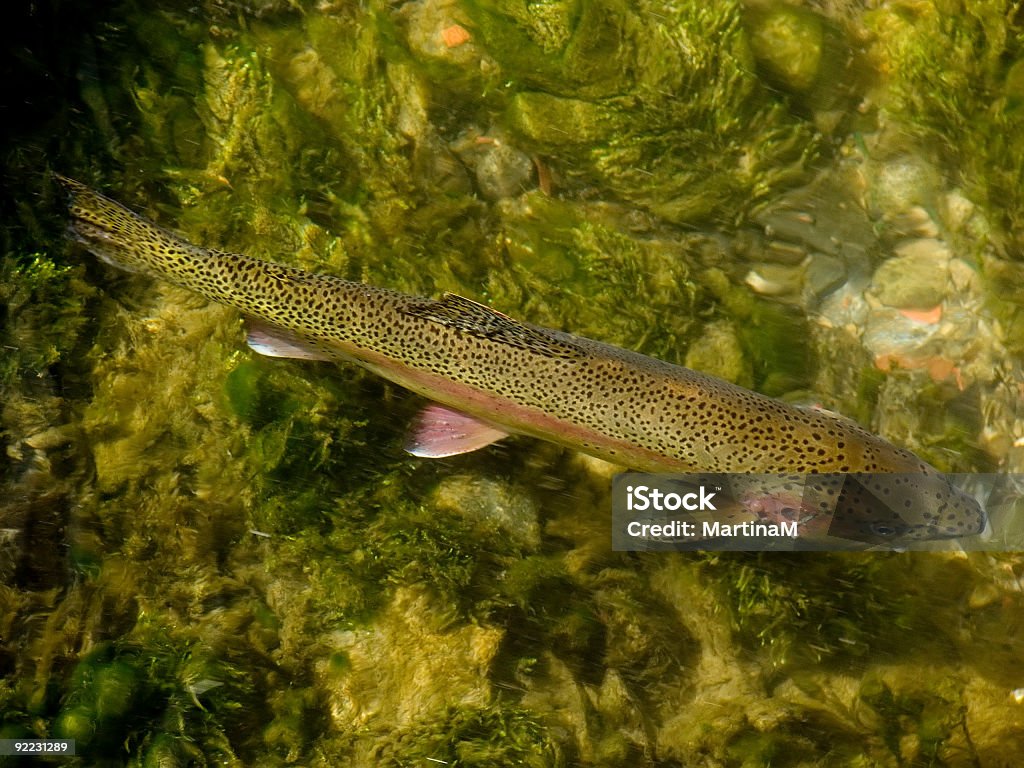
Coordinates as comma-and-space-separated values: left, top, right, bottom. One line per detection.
55, 175, 205, 275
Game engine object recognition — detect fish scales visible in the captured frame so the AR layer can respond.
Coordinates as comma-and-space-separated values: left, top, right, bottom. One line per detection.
57, 176, 985, 541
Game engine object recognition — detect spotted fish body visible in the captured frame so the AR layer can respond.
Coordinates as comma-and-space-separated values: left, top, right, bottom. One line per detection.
58, 176, 985, 543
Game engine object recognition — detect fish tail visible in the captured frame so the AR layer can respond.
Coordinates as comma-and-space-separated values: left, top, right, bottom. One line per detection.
55, 174, 208, 277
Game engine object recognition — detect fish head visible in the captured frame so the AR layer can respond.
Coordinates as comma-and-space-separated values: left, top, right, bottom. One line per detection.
819, 471, 986, 545
730, 471, 986, 547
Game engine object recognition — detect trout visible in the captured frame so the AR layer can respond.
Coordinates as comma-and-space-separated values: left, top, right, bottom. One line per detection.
57, 176, 985, 544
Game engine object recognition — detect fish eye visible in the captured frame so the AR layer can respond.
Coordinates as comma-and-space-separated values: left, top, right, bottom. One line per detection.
868, 522, 906, 537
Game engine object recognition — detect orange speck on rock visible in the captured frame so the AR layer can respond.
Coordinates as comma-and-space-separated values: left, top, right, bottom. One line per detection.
874, 353, 900, 372
926, 356, 954, 381
926, 357, 965, 390
898, 305, 943, 324
874, 352, 965, 390
442, 24, 471, 48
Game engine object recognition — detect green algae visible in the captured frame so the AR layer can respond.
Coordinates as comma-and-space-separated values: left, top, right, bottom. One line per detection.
748, 5, 825, 94
491, 0, 825, 225
981, 254, 1024, 357
858, 674, 969, 765
865, 0, 1024, 256
703, 267, 813, 395
708, 554, 921, 669
0, 252, 92, 387
482, 192, 705, 360
380, 703, 563, 766
3, 602, 264, 764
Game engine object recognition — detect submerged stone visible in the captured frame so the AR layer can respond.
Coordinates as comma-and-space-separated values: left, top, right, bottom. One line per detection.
872, 239, 950, 309
508, 91, 619, 145
432, 475, 541, 551
748, 6, 824, 93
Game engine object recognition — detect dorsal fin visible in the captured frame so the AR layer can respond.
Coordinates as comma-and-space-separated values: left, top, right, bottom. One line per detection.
401, 293, 583, 360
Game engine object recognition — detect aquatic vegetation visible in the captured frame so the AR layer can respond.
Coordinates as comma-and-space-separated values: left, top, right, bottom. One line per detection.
0, 254, 88, 381
747, 5, 826, 94
0, 246, 93, 505
703, 267, 812, 395
981, 255, 1024, 357
482, 192, 704, 359
0, 573, 272, 764
379, 703, 563, 766
865, 0, 1024, 256
709, 554, 914, 668
491, 0, 826, 224
48, 634, 259, 764
858, 673, 971, 765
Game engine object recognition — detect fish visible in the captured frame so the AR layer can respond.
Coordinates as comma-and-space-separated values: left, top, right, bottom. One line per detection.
56, 175, 986, 544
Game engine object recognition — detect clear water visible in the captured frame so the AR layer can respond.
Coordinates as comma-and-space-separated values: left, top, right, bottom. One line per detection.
2, 1, 1023, 765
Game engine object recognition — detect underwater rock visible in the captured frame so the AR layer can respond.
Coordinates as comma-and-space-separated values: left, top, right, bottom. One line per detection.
871, 238, 950, 309
473, 141, 535, 201
411, 133, 474, 196
748, 5, 824, 93
322, 587, 503, 734
743, 261, 806, 299
684, 320, 753, 389
451, 129, 535, 201
862, 309, 941, 370
400, 0, 481, 66
804, 252, 848, 303
739, 241, 847, 309
747, 166, 874, 310
431, 475, 540, 552
864, 153, 941, 224
508, 91, 618, 145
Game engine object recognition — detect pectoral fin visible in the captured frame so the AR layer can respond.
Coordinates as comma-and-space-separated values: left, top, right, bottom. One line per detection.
405, 404, 509, 458
245, 319, 333, 361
